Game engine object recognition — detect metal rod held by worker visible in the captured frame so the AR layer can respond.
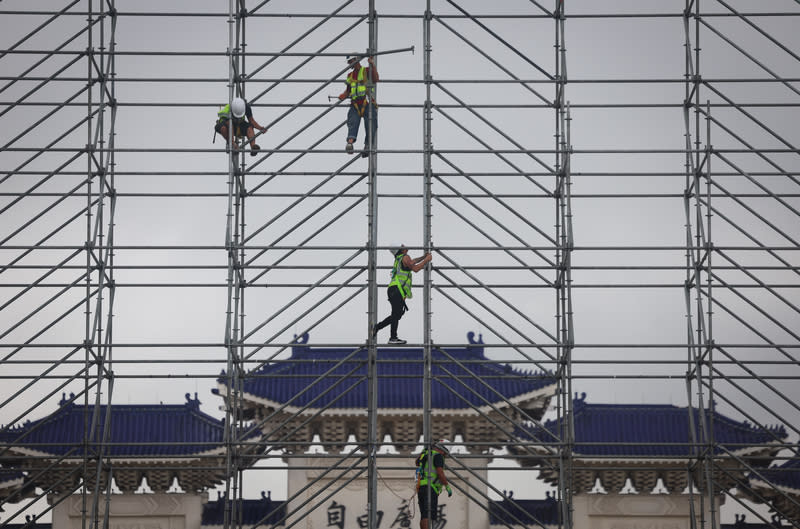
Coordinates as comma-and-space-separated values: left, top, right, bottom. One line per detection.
351, 45, 414, 60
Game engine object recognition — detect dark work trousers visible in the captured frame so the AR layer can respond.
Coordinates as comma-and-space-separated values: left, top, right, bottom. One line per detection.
376, 285, 406, 339
417, 485, 440, 523
346, 101, 378, 148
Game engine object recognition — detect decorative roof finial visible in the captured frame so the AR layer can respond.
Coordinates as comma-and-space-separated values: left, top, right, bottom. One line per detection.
185, 393, 201, 409
467, 331, 484, 345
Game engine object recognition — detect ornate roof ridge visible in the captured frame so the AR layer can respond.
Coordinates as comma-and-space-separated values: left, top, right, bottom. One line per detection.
222, 333, 556, 411
516, 393, 788, 459
2, 392, 259, 458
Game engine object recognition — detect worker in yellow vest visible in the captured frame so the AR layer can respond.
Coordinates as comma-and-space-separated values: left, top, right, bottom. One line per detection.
374, 244, 432, 344
415, 440, 453, 529
214, 97, 267, 156
338, 55, 379, 158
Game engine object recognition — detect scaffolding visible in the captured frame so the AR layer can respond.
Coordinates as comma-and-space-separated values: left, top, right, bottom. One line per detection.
0, 1, 799, 528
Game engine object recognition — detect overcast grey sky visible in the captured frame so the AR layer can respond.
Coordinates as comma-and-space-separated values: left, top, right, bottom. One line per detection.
1, 0, 799, 525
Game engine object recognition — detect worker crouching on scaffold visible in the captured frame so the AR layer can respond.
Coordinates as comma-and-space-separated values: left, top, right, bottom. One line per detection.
373, 244, 432, 345
214, 97, 267, 157
338, 55, 379, 158
416, 440, 453, 529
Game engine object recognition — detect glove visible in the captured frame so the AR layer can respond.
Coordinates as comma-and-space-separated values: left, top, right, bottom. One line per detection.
446, 485, 453, 497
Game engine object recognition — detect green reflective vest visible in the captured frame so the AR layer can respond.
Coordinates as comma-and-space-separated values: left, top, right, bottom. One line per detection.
417, 449, 443, 495
217, 104, 232, 119
389, 254, 412, 299
347, 66, 373, 101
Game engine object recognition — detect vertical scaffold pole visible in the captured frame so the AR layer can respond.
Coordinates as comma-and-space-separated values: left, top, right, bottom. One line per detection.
683, 1, 712, 527
554, 0, 574, 525
98, 3, 118, 526
83, 0, 119, 527
366, 2, 380, 529
85, 1, 118, 527
82, 2, 96, 525
701, 98, 717, 529
233, 7, 248, 527
422, 0, 434, 526
223, 2, 245, 529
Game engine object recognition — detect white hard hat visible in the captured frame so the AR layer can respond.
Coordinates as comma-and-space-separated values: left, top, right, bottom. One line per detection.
433, 439, 450, 455
390, 244, 405, 256
231, 97, 246, 118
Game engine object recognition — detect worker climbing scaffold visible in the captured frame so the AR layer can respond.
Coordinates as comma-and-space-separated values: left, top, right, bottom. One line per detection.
214, 97, 267, 156
415, 440, 453, 529
338, 55, 379, 158
373, 245, 432, 344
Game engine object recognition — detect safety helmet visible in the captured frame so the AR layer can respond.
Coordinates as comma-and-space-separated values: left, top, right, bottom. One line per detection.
391, 244, 405, 256
231, 97, 246, 118
347, 55, 360, 65
433, 439, 450, 455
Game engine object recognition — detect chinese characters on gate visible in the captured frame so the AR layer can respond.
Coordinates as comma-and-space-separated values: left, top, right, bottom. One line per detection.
327, 499, 447, 529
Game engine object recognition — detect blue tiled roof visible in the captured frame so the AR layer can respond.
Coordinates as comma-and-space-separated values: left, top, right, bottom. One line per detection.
2, 393, 252, 457
489, 493, 559, 526
202, 492, 286, 526
519, 394, 786, 458
224, 333, 555, 411
0, 470, 24, 487
751, 456, 800, 492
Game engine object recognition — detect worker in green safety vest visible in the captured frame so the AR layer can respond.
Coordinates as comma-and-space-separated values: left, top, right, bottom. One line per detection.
374, 244, 432, 344
372, 244, 433, 344
337, 55, 379, 158
415, 440, 453, 529
214, 97, 267, 156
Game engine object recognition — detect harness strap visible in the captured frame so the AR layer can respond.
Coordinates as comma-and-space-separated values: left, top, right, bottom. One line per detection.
353, 99, 368, 117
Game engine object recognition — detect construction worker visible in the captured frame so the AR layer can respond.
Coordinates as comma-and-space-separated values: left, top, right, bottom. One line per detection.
415, 440, 453, 529
373, 245, 431, 345
338, 55, 379, 158
215, 97, 266, 156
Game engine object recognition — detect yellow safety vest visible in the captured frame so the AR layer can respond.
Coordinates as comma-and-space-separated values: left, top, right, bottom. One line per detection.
417, 449, 443, 495
217, 104, 232, 119
218, 103, 246, 120
347, 67, 373, 101
388, 254, 412, 299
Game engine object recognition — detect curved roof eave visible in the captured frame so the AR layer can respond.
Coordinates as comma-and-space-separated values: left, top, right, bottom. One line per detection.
571, 442, 785, 463
0, 475, 24, 489
238, 382, 556, 417
5, 445, 228, 461
748, 477, 800, 496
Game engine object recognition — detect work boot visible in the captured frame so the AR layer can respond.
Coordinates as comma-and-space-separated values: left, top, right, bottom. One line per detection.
250, 144, 261, 157
360, 149, 369, 158
345, 142, 354, 154
388, 337, 406, 345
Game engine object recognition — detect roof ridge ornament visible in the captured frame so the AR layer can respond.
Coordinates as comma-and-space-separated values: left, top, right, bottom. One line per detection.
466, 331, 484, 345
292, 332, 310, 352
185, 392, 201, 409
59, 392, 76, 407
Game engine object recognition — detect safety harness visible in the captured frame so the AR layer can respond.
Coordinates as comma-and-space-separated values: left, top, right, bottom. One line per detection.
416, 449, 444, 495
389, 254, 412, 299
347, 66, 377, 117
